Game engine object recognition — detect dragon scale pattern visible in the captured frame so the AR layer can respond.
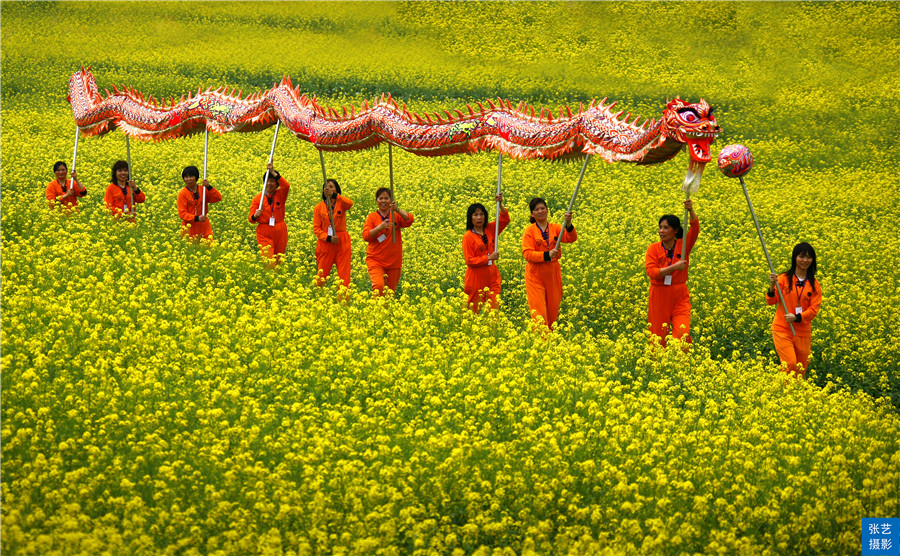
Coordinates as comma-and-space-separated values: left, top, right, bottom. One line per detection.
68, 69, 719, 166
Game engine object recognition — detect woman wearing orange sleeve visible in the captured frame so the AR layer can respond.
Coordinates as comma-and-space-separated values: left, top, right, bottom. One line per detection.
767, 242, 822, 377
362, 187, 414, 296
314, 178, 354, 288
521, 197, 577, 328
463, 195, 510, 312
177, 165, 222, 240
46, 161, 87, 209
645, 199, 698, 345
249, 162, 290, 267
104, 160, 145, 220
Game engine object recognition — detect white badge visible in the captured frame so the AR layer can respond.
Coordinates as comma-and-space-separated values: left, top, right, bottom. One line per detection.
377, 234, 387, 243
664, 275, 672, 286
487, 260, 493, 266
795, 306, 802, 314
268, 216, 275, 226
327, 226, 334, 236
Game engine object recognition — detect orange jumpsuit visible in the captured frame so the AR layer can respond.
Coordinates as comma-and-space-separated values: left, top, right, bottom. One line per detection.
522, 222, 578, 327
313, 194, 354, 287
46, 179, 86, 209
645, 218, 699, 344
249, 176, 290, 262
362, 210, 414, 295
767, 274, 822, 377
104, 183, 145, 219
177, 185, 222, 239
463, 210, 510, 312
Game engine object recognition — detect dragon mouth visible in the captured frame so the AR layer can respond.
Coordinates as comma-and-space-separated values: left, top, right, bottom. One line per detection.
684, 134, 716, 164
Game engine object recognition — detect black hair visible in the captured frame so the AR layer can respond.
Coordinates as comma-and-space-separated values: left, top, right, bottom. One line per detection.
111, 160, 129, 184
658, 214, 683, 239
322, 178, 342, 201
528, 197, 547, 223
466, 203, 489, 230
783, 242, 817, 293
375, 187, 392, 201
182, 165, 200, 180
53, 161, 67, 173
263, 168, 280, 183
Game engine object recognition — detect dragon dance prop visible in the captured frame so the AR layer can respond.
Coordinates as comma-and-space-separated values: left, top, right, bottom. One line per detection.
718, 145, 794, 336
68, 69, 721, 248
68, 69, 719, 167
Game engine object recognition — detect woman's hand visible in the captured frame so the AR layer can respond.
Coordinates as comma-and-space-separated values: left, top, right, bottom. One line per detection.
684, 199, 696, 220
669, 260, 687, 273
375, 220, 392, 234
127, 179, 136, 190
549, 248, 560, 260
563, 211, 573, 226
330, 236, 339, 244
495, 194, 506, 212
769, 273, 778, 286
391, 201, 410, 220
488, 251, 499, 261
197, 214, 207, 222
202, 179, 210, 188
266, 162, 274, 173
785, 314, 799, 323
254, 209, 263, 220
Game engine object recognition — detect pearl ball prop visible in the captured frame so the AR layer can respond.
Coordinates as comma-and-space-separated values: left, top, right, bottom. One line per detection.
718, 144, 753, 178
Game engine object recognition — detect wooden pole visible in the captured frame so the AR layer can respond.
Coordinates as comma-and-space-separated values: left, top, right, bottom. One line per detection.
388, 143, 396, 243
494, 153, 502, 249
319, 149, 336, 236
258, 121, 281, 211
69, 127, 80, 192
202, 128, 209, 216
739, 176, 795, 335
554, 154, 591, 251
125, 134, 135, 217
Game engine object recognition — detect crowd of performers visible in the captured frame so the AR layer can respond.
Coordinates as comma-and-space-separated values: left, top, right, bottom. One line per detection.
46, 159, 821, 377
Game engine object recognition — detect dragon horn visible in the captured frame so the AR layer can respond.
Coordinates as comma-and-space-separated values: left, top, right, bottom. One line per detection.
467, 104, 475, 117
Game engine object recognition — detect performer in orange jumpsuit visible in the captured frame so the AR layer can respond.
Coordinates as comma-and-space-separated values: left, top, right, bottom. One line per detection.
314, 178, 354, 289
767, 242, 822, 377
521, 197, 577, 328
104, 160, 145, 220
46, 161, 86, 209
249, 162, 290, 267
177, 165, 222, 240
463, 195, 510, 312
644, 199, 698, 345
362, 187, 414, 295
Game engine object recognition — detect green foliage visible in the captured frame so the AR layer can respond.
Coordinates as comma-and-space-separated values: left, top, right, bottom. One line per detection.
2, 2, 899, 554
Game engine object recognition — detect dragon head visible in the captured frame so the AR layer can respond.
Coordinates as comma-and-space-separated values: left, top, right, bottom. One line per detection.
660, 97, 720, 193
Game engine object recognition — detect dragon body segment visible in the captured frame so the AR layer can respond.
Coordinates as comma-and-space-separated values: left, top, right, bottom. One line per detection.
68, 69, 719, 167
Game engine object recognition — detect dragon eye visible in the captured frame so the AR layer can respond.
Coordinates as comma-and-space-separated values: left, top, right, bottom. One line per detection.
678, 109, 699, 123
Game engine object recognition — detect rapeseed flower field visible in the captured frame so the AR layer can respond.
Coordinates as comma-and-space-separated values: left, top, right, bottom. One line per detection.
2, 2, 898, 554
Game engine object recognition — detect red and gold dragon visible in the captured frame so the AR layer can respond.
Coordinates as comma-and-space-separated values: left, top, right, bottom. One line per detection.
68, 69, 719, 182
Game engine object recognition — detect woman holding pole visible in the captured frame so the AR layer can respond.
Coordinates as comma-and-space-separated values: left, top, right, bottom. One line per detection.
177, 165, 221, 240
362, 187, 413, 296
767, 242, 822, 377
521, 197, 576, 328
104, 160, 144, 220
463, 195, 509, 312
46, 161, 86, 209
644, 199, 698, 345
314, 178, 354, 289
249, 162, 290, 266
